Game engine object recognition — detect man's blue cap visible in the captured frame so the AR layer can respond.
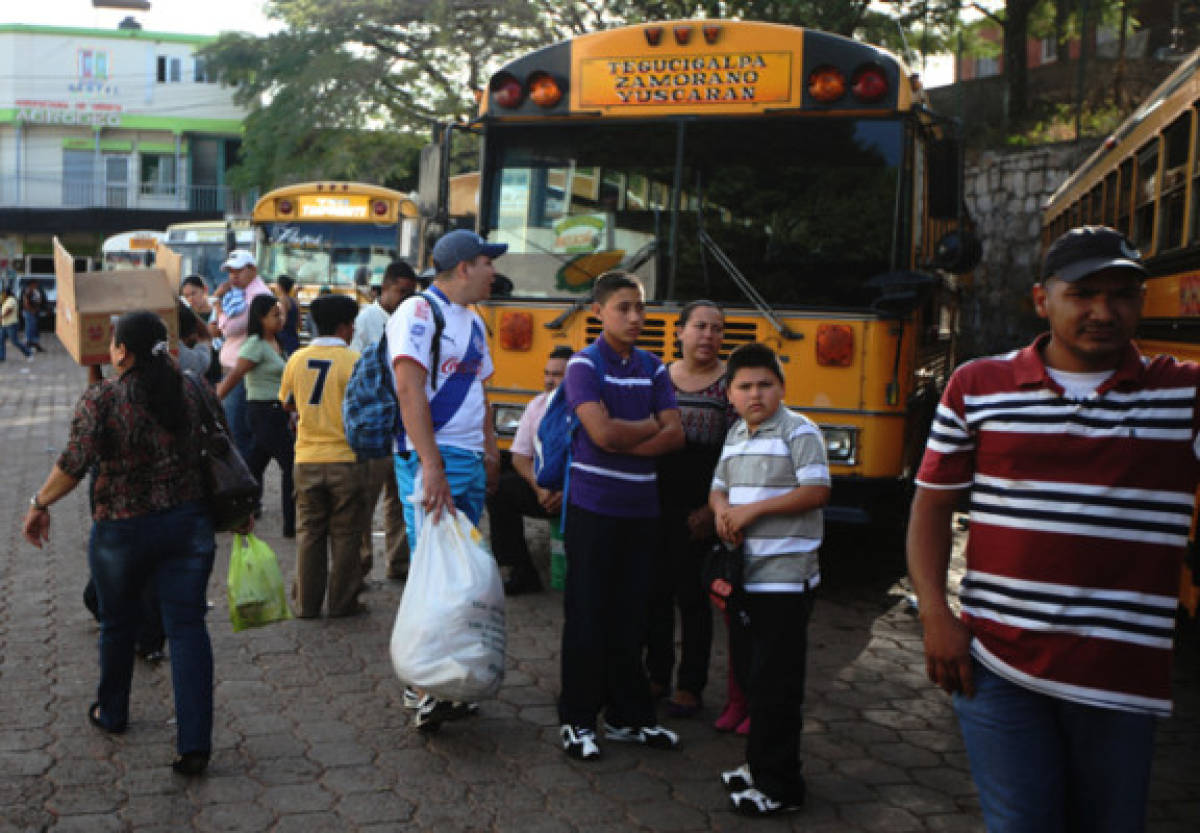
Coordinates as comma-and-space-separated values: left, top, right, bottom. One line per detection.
432, 229, 508, 273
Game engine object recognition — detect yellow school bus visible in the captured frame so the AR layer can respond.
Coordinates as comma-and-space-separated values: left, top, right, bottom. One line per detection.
1041, 48, 1200, 618
424, 19, 978, 534
251, 182, 419, 307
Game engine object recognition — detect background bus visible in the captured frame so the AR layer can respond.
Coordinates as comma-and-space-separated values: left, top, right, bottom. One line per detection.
165, 220, 254, 290
1041, 48, 1200, 620
422, 18, 979, 535
251, 182, 419, 308
101, 230, 165, 270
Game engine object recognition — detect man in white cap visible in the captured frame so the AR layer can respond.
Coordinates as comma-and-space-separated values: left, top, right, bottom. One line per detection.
213, 249, 274, 458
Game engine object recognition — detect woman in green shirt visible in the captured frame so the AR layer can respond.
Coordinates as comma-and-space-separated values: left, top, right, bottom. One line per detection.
217, 294, 295, 537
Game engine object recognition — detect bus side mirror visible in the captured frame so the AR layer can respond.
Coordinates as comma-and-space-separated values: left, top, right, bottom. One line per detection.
929, 139, 961, 220
418, 143, 444, 219
932, 231, 982, 274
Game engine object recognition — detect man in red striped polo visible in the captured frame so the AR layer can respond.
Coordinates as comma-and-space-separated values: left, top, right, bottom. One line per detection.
907, 225, 1200, 833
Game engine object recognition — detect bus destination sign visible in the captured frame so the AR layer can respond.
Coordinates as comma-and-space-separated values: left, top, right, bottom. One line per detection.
579, 52, 792, 108
298, 195, 371, 220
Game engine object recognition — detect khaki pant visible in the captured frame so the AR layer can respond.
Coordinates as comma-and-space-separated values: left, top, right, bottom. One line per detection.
293, 461, 367, 618
361, 456, 410, 579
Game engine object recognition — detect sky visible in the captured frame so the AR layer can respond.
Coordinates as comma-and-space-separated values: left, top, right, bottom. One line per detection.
0, 0, 279, 37
2, 0, 957, 86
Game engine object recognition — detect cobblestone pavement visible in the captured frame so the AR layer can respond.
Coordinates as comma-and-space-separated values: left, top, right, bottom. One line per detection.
2, 341, 1199, 832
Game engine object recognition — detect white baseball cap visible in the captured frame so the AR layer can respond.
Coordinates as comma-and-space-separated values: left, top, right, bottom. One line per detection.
221, 249, 256, 270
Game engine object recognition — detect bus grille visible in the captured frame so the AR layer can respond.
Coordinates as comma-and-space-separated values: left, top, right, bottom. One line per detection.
586, 317, 761, 361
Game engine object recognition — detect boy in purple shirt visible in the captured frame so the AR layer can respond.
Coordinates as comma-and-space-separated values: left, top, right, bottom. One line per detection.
558, 271, 685, 760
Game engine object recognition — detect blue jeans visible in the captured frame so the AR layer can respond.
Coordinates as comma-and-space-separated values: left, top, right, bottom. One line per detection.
222, 375, 253, 461
0, 323, 30, 359
23, 309, 39, 346
394, 446, 485, 550
953, 659, 1155, 833
88, 501, 216, 756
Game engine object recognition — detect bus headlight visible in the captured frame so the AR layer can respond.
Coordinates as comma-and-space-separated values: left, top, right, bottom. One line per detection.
493, 403, 525, 437
820, 425, 858, 465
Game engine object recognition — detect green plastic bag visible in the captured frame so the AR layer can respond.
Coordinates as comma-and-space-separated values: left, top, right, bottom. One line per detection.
227, 533, 292, 632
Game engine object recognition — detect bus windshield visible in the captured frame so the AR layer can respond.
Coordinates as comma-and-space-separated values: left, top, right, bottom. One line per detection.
256, 222, 397, 286
483, 118, 904, 307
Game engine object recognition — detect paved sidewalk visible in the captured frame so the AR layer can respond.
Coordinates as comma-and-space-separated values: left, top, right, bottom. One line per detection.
1, 340, 1198, 832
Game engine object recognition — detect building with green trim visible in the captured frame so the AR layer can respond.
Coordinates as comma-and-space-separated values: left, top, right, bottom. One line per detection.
0, 22, 250, 272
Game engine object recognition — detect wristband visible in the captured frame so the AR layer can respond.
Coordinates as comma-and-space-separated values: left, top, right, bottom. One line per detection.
30, 494, 49, 512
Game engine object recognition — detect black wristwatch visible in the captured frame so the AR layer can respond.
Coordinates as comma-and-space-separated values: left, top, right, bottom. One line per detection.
30, 494, 49, 512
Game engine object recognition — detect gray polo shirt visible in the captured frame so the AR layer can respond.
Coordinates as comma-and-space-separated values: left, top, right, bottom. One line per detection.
711, 405, 831, 592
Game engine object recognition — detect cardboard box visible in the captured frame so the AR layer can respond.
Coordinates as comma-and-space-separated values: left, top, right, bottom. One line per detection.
54, 237, 180, 365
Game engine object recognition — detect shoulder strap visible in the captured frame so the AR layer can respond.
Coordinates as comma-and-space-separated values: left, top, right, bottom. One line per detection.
418, 291, 447, 389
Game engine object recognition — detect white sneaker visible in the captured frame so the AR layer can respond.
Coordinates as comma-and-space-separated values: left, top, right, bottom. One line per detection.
560, 724, 600, 760
402, 686, 423, 710
730, 787, 803, 816
721, 763, 753, 791
601, 720, 679, 750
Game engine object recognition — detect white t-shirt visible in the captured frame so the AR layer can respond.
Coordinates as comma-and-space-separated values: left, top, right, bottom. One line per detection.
351, 301, 389, 353
386, 288, 493, 453
1045, 367, 1116, 400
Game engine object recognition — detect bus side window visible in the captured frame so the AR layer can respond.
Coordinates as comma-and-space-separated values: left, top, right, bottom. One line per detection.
1103, 171, 1118, 227
1191, 105, 1200, 247
1159, 112, 1190, 251
1134, 140, 1160, 252
1118, 158, 1134, 237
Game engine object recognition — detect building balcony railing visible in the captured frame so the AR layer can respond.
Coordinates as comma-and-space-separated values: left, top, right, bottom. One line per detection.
0, 173, 255, 215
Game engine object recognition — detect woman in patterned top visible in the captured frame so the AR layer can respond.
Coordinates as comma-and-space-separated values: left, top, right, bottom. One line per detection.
647, 301, 734, 718
21, 310, 222, 776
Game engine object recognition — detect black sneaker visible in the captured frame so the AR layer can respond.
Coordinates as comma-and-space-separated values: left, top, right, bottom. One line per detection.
413, 697, 471, 733
601, 721, 679, 750
560, 724, 600, 760
720, 763, 753, 791
730, 787, 803, 816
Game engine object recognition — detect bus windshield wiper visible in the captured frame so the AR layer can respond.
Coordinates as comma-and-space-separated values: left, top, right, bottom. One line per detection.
697, 229, 802, 340
544, 240, 659, 330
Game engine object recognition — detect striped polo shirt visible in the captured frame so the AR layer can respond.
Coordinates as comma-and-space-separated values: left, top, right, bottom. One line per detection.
564, 337, 678, 518
711, 405, 831, 592
916, 333, 1200, 716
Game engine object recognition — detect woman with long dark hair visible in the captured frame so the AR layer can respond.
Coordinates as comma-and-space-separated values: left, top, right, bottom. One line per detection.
217, 293, 295, 537
647, 300, 735, 719
22, 310, 220, 775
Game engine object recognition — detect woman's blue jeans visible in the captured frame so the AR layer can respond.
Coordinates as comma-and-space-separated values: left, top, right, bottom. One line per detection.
88, 500, 216, 756
953, 659, 1155, 833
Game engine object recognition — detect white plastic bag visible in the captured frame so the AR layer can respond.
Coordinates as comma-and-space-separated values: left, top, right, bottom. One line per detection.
390, 511, 506, 701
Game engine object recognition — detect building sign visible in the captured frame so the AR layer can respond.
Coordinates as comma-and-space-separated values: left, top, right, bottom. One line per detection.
579, 52, 792, 107
70, 49, 118, 95
297, 195, 370, 220
15, 99, 122, 126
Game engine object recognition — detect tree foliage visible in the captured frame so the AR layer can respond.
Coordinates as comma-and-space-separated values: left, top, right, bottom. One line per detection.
204, 0, 970, 190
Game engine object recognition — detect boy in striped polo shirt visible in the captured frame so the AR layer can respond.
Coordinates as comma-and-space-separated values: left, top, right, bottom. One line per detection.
558, 271, 684, 760
709, 343, 831, 816
908, 225, 1200, 833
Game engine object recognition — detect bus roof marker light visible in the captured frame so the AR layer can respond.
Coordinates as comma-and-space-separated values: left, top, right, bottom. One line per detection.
491, 73, 524, 109
673, 26, 692, 45
528, 72, 563, 108
278, 199, 293, 216
851, 65, 888, 102
644, 26, 663, 46
808, 66, 846, 103
372, 200, 388, 217
702, 25, 721, 45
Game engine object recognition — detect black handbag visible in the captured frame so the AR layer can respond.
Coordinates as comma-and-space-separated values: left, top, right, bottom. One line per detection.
704, 540, 746, 616
185, 373, 261, 531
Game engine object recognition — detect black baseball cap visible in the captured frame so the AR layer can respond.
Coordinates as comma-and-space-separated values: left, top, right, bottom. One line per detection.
1042, 225, 1147, 283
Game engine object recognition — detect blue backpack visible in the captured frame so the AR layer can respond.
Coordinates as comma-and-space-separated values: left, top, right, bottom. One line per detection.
343, 293, 445, 458
533, 383, 578, 491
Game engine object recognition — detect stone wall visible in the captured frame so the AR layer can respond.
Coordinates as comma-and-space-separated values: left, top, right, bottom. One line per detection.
957, 142, 1095, 358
